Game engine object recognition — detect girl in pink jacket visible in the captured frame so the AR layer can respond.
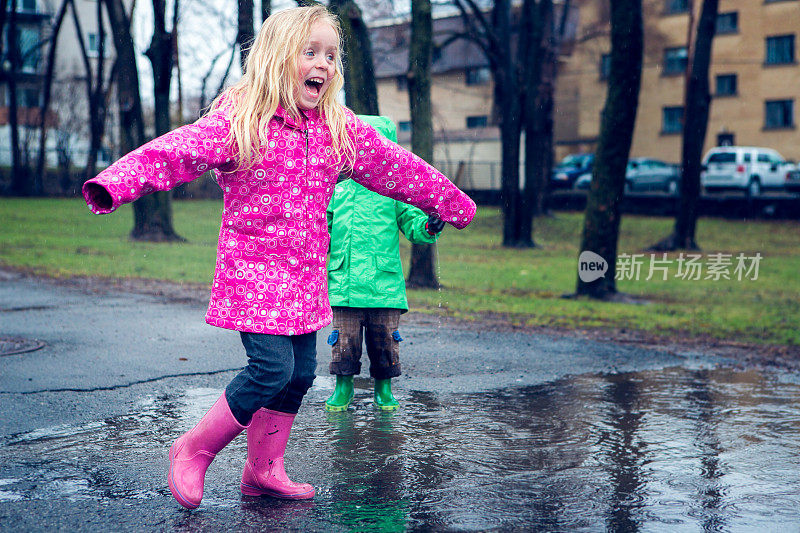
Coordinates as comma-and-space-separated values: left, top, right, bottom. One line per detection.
83, 6, 475, 509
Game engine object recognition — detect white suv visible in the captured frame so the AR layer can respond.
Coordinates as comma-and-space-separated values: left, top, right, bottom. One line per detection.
701, 146, 794, 197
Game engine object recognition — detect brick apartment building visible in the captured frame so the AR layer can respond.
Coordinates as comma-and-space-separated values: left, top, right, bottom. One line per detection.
369, 0, 800, 190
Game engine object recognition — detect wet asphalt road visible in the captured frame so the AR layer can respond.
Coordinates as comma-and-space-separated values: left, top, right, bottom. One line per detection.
3, 270, 799, 531
0, 270, 718, 436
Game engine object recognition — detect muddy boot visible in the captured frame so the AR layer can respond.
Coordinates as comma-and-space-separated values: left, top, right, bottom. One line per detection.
374, 378, 399, 410
168, 394, 247, 509
240, 409, 315, 499
325, 375, 354, 412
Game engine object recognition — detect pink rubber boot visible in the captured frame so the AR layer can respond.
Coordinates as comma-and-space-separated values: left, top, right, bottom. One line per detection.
240, 408, 315, 499
168, 394, 247, 509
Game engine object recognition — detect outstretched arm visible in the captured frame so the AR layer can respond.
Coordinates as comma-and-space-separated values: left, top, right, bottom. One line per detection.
346, 114, 476, 230
395, 201, 439, 244
83, 110, 234, 214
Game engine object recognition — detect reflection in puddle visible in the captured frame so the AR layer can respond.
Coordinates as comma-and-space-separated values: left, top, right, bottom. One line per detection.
2, 367, 800, 530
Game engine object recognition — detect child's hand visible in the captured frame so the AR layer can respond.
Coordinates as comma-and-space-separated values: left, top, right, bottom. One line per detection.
426, 214, 446, 235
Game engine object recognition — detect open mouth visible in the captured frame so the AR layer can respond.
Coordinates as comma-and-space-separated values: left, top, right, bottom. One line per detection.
304, 77, 325, 99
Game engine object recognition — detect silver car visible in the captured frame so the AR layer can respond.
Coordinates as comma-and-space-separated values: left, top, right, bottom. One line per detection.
574, 157, 680, 195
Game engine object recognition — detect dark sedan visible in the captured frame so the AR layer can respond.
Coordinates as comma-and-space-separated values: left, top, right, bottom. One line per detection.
550, 153, 594, 189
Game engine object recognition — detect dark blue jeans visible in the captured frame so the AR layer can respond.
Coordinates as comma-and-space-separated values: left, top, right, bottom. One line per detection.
225, 332, 317, 425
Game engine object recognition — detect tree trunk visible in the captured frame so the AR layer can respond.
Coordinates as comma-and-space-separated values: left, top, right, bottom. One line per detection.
238, 0, 254, 70
103, 0, 144, 155
329, 0, 379, 115
451, 0, 533, 246
71, 0, 109, 180
518, 0, 553, 247
104, 0, 181, 241
261, 0, 270, 24
492, 0, 523, 247
538, 0, 571, 215
36, 0, 70, 195
0, 0, 8, 59
575, 0, 643, 299
145, 0, 175, 137
650, 0, 718, 252
7, 0, 28, 196
173, 2, 182, 122
406, 0, 438, 289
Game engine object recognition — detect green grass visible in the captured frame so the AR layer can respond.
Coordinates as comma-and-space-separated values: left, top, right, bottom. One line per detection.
2, 198, 799, 346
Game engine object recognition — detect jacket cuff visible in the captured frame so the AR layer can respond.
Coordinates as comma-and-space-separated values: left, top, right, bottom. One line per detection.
83, 181, 116, 214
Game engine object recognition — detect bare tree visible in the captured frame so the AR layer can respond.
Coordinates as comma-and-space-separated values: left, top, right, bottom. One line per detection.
51, 77, 87, 193
650, 0, 719, 252
35, 0, 69, 192
575, 0, 643, 299
70, 0, 114, 179
451, 0, 524, 247
521, 0, 572, 227
213, 44, 238, 100
329, 0, 379, 114
238, 0, 254, 69
516, 0, 553, 248
6, 0, 28, 195
104, 0, 182, 241
405, 0, 438, 289
0, 0, 8, 59
145, 0, 179, 136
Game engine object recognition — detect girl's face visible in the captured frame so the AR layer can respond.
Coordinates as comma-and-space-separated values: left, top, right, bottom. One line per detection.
296, 21, 338, 111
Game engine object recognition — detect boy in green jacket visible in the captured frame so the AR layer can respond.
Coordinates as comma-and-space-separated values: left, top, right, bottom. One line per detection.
325, 115, 445, 411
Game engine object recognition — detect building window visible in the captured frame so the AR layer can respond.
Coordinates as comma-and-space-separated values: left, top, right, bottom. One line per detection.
715, 74, 737, 96
18, 27, 40, 72
466, 115, 488, 129
665, 0, 688, 14
765, 99, 794, 129
396, 75, 407, 91
599, 53, 611, 80
765, 35, 795, 65
465, 66, 490, 86
716, 12, 738, 35
88, 33, 102, 55
18, 0, 36, 11
663, 46, 688, 75
662, 106, 684, 134
398, 121, 411, 133
18, 86, 40, 107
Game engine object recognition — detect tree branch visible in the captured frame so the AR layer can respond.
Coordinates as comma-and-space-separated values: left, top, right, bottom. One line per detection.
450, 0, 495, 64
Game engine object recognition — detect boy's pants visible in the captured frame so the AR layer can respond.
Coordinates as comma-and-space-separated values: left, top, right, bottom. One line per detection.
328, 307, 402, 380
225, 332, 317, 425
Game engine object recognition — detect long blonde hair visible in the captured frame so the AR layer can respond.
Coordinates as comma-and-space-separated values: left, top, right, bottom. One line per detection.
210, 6, 355, 170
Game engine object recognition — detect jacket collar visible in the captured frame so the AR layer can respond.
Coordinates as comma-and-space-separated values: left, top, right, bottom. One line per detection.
274, 104, 322, 129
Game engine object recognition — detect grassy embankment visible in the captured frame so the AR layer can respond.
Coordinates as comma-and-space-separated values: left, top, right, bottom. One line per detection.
1, 198, 798, 346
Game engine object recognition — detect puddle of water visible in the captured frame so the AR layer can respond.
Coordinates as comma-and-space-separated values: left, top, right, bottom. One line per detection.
2, 367, 800, 531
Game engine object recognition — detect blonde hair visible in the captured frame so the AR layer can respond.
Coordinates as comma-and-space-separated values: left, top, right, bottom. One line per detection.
210, 6, 355, 170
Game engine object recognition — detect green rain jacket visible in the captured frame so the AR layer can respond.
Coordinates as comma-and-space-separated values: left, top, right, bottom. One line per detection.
326, 115, 438, 312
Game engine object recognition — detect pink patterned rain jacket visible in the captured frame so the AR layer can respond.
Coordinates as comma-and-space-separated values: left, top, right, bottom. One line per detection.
83, 105, 475, 335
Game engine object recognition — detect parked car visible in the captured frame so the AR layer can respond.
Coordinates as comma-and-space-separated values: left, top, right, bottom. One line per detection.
783, 166, 800, 194
701, 146, 794, 197
573, 157, 680, 195
551, 153, 594, 189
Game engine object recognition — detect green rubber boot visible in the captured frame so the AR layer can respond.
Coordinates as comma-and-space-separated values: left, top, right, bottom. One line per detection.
325, 375, 354, 411
374, 379, 399, 411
